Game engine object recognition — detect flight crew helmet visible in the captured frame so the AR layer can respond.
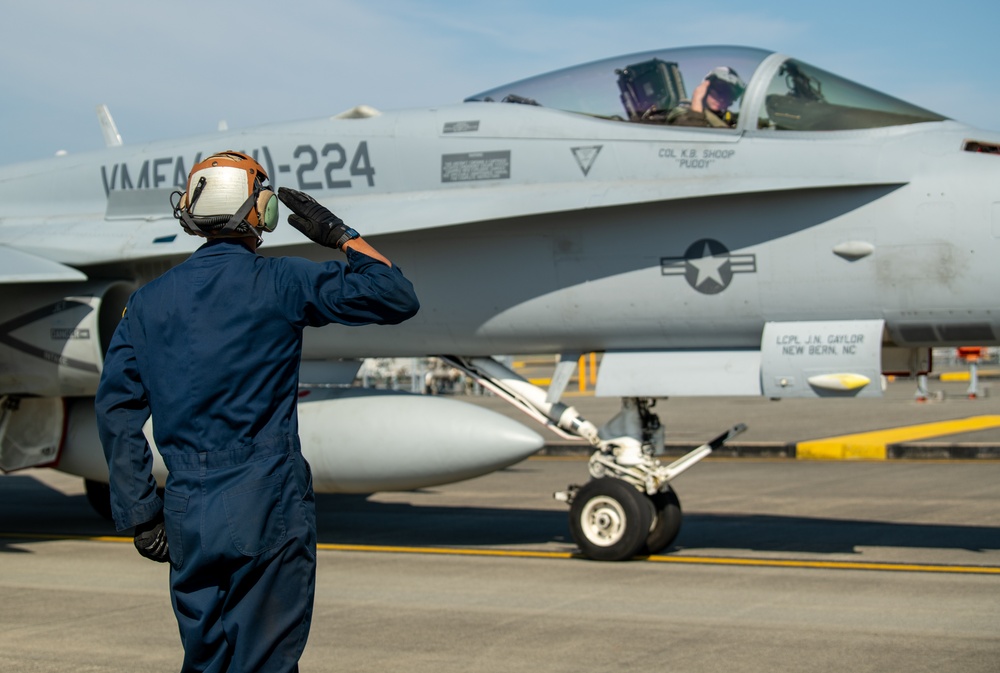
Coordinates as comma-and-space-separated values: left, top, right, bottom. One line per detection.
704, 66, 746, 103
171, 150, 279, 239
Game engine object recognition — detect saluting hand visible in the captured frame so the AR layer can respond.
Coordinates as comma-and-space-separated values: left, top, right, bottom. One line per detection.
277, 187, 358, 250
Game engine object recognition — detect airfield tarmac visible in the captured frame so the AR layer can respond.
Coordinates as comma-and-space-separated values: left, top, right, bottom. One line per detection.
1, 377, 999, 672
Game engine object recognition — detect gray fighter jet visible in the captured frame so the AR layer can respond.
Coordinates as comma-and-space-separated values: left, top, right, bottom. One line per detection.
2, 45, 998, 560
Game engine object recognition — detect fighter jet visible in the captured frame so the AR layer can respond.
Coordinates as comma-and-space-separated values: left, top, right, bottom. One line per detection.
2, 45, 999, 561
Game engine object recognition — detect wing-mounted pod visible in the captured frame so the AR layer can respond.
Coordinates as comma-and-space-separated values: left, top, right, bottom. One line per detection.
0, 281, 134, 397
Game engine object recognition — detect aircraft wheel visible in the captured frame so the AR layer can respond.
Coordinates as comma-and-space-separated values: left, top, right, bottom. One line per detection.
84, 479, 113, 521
569, 478, 653, 561
642, 487, 682, 555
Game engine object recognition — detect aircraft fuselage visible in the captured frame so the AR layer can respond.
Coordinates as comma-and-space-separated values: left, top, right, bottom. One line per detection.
2, 104, 999, 364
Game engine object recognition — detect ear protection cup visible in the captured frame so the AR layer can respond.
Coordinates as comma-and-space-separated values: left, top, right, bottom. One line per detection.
257, 189, 278, 231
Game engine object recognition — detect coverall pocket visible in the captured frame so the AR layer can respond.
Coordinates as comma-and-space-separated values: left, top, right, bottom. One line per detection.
163, 489, 189, 568
300, 458, 314, 503
223, 474, 288, 556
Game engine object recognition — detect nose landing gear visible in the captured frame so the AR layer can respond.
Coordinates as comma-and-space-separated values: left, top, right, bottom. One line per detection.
439, 356, 746, 562
561, 424, 745, 561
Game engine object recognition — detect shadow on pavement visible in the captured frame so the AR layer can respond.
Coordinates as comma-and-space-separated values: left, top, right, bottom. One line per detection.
3, 476, 998, 558
315, 494, 1000, 556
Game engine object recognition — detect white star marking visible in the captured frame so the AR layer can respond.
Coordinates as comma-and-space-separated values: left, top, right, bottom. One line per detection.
687, 242, 729, 289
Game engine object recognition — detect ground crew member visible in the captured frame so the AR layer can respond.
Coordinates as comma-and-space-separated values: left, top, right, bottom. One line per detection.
95, 150, 419, 672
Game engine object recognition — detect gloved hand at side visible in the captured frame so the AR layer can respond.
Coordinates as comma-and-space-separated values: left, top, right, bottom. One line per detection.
277, 187, 359, 250
134, 513, 170, 563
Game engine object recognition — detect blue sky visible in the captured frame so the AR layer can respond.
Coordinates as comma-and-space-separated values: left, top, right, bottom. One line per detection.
2, 0, 997, 165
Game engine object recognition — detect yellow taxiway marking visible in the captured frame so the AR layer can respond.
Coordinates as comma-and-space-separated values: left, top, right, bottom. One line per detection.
2, 533, 997, 575
642, 555, 1000, 574
939, 369, 999, 382
0, 532, 132, 544
796, 415, 1000, 460
318, 543, 1000, 575
321, 543, 574, 559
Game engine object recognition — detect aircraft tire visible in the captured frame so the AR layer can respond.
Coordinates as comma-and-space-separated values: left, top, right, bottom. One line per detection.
84, 479, 113, 521
569, 477, 653, 562
641, 487, 682, 555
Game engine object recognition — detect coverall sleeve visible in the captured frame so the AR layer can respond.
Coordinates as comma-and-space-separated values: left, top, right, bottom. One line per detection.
278, 248, 420, 328
94, 309, 163, 531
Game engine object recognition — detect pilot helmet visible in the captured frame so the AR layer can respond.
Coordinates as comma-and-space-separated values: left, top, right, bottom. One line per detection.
705, 66, 746, 100
171, 150, 279, 239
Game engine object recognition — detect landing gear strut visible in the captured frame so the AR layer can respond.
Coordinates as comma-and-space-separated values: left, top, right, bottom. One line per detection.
441, 356, 746, 561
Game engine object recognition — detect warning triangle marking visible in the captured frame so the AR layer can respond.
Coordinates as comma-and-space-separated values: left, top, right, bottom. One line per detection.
571, 145, 602, 176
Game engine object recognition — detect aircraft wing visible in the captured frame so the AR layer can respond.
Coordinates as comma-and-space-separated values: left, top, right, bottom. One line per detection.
0, 245, 87, 283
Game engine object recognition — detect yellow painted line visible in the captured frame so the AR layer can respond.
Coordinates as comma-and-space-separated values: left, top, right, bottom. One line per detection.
319, 543, 574, 560
644, 555, 1000, 574
940, 369, 1000, 382
3, 533, 997, 575
319, 543, 1000, 574
0, 532, 132, 543
796, 415, 1000, 460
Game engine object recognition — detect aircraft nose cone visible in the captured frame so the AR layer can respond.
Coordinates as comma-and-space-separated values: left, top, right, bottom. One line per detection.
297, 388, 543, 493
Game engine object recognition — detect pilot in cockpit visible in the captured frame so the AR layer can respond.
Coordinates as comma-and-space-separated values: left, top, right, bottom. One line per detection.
668, 66, 746, 128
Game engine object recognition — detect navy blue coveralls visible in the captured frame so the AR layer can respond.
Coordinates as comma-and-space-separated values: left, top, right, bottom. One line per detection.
95, 239, 418, 672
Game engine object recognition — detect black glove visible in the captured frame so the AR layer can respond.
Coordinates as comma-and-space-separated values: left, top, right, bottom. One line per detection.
134, 514, 170, 563
277, 187, 359, 250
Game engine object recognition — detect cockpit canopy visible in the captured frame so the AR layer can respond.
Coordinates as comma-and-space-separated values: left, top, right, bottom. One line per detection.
465, 45, 947, 131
